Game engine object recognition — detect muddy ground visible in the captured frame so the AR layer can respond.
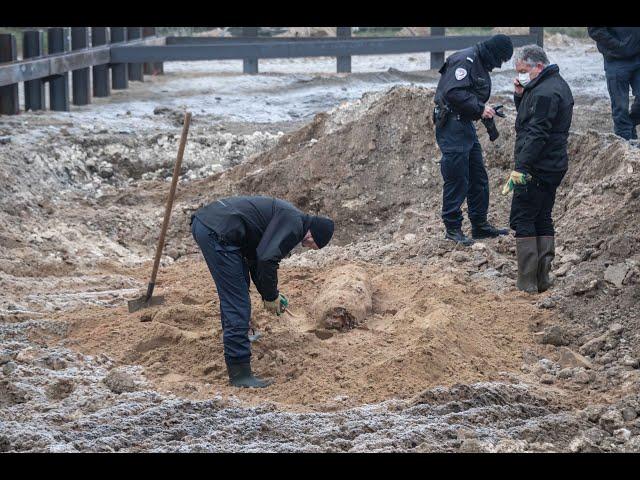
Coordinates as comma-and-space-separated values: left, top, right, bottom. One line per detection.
1, 37, 640, 452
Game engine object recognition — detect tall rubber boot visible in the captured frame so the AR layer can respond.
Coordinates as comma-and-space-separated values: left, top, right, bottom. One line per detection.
515, 237, 539, 293
536, 236, 555, 293
226, 362, 273, 388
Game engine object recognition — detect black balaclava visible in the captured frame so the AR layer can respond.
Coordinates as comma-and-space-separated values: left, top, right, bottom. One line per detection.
478, 34, 514, 71
309, 216, 335, 249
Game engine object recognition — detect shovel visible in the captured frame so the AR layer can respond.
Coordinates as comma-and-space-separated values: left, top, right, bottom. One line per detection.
128, 111, 192, 313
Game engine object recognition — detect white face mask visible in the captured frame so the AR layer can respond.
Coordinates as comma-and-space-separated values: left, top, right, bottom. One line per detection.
518, 72, 531, 87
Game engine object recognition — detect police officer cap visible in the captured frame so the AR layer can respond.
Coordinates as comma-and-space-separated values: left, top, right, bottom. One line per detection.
483, 34, 514, 63
309, 216, 335, 249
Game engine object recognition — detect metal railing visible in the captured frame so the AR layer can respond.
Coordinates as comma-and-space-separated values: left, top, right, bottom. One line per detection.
0, 27, 544, 115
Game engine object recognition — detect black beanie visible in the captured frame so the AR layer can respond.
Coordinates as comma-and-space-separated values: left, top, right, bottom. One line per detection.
309, 216, 334, 249
482, 34, 514, 64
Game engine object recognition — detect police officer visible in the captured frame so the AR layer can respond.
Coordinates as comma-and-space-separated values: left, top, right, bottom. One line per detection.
503, 45, 574, 293
191, 196, 334, 388
588, 27, 640, 141
433, 34, 514, 246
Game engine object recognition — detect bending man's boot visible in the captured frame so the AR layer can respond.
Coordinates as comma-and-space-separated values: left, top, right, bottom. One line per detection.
471, 220, 509, 239
536, 236, 555, 292
445, 227, 474, 246
226, 362, 273, 388
515, 237, 539, 293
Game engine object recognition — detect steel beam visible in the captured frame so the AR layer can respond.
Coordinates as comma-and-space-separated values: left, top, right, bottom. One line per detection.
23, 31, 46, 111
0, 34, 19, 115
336, 27, 351, 73
242, 27, 258, 74
430, 27, 445, 70
110, 35, 537, 63
92, 27, 111, 97
530, 27, 544, 48
47, 27, 69, 111
71, 27, 91, 105
126, 27, 144, 81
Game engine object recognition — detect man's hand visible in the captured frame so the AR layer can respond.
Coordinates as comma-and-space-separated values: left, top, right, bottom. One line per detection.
501, 170, 529, 195
262, 293, 288, 316
481, 105, 496, 119
514, 78, 524, 96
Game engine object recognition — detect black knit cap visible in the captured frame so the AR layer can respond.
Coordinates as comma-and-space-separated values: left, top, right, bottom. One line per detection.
482, 34, 514, 64
309, 216, 335, 249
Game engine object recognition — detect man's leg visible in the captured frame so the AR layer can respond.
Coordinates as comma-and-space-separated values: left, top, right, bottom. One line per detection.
629, 63, 640, 140
440, 148, 472, 244
534, 183, 559, 292
192, 219, 251, 364
605, 60, 634, 140
510, 184, 541, 293
468, 140, 508, 238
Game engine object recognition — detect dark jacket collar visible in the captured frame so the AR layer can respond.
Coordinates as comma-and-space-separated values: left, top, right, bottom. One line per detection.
524, 64, 560, 91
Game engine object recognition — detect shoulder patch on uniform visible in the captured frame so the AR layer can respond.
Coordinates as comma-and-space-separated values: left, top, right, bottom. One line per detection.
534, 95, 552, 119
466, 56, 474, 63
455, 68, 468, 80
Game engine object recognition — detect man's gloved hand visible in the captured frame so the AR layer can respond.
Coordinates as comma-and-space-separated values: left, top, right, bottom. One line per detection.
501, 170, 529, 195
262, 293, 289, 316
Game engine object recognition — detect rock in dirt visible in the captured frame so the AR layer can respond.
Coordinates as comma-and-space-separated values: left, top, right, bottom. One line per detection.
579, 334, 608, 357
541, 325, 570, 346
103, 369, 139, 394
558, 347, 593, 369
311, 265, 372, 330
599, 409, 624, 433
46, 378, 75, 400
621, 407, 638, 422
604, 263, 630, 288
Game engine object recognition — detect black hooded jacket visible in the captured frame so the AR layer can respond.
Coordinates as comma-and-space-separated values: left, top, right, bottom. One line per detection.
193, 196, 312, 301
588, 27, 640, 61
513, 64, 574, 182
434, 45, 492, 121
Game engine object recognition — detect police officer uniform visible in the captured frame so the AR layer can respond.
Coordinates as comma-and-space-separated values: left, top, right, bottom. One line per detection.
433, 34, 514, 245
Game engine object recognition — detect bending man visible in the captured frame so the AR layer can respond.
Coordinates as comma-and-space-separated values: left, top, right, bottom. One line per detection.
191, 196, 334, 388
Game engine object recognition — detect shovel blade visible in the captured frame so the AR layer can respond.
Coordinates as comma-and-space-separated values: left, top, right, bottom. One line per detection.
128, 295, 165, 313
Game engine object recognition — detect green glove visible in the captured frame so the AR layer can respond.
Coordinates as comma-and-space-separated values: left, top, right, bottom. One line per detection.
501, 171, 529, 195
263, 293, 289, 316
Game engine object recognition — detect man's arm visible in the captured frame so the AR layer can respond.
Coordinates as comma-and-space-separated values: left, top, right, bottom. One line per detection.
252, 211, 304, 302
514, 92, 523, 110
587, 27, 623, 51
445, 87, 485, 120
515, 93, 559, 173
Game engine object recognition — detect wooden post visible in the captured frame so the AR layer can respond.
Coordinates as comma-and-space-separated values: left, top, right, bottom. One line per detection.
47, 27, 69, 111
530, 27, 544, 48
242, 27, 258, 74
110, 27, 128, 89
91, 27, 111, 97
430, 27, 445, 71
71, 27, 91, 105
336, 27, 352, 73
23, 31, 46, 111
127, 27, 144, 81
0, 34, 19, 115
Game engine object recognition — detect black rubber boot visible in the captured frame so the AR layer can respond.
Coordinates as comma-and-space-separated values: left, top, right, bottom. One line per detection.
226, 362, 273, 388
516, 237, 539, 293
445, 227, 474, 246
471, 221, 509, 239
536, 236, 555, 293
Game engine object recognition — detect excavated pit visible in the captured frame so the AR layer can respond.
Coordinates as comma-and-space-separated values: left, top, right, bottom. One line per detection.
2, 49, 640, 450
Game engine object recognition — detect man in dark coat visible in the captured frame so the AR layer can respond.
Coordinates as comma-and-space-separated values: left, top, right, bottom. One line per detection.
503, 45, 574, 293
191, 196, 334, 388
588, 27, 640, 140
433, 34, 514, 246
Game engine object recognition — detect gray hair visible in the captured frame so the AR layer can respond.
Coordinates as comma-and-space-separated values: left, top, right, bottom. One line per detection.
513, 44, 549, 68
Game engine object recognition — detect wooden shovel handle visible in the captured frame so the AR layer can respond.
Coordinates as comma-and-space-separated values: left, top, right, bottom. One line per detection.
148, 111, 192, 288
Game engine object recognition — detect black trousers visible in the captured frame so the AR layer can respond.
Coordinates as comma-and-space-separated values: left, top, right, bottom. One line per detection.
509, 173, 564, 238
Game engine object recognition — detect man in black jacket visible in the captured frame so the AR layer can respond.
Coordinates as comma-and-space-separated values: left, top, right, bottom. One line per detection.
191, 196, 334, 388
503, 45, 574, 293
433, 34, 514, 246
588, 27, 640, 140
